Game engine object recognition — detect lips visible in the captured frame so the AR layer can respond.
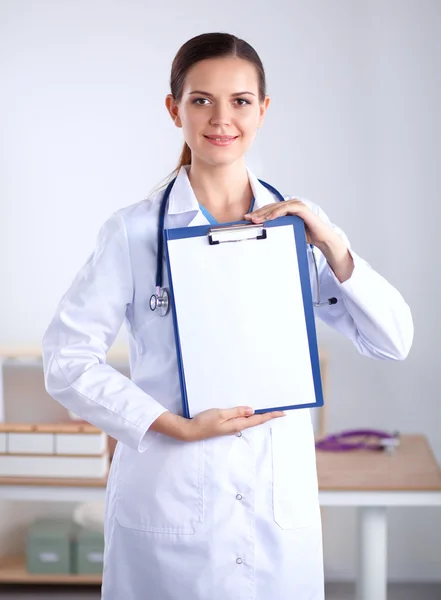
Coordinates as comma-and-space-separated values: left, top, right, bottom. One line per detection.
204, 135, 238, 140
203, 135, 239, 147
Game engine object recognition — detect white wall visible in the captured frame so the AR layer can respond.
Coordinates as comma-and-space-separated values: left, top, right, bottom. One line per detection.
1, 0, 440, 582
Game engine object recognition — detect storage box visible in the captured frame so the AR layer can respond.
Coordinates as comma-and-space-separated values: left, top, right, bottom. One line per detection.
26, 519, 75, 574
0, 454, 109, 478
72, 526, 104, 574
8, 432, 54, 454
55, 432, 107, 455
0, 423, 109, 479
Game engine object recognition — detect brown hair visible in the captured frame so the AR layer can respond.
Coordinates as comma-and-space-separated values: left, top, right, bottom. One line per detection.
170, 32, 267, 175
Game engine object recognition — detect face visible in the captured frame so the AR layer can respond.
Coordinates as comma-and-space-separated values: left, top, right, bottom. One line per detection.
166, 57, 270, 168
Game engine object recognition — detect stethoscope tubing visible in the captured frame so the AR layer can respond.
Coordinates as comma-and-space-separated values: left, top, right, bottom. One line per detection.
151, 177, 337, 313
315, 429, 400, 452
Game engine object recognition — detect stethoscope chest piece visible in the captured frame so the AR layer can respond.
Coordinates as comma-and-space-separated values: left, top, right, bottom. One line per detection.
150, 288, 170, 317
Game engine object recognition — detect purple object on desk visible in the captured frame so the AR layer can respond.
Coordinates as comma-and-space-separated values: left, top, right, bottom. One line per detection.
315, 429, 400, 453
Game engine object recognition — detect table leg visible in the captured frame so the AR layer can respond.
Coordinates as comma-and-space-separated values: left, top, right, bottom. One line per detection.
356, 506, 387, 600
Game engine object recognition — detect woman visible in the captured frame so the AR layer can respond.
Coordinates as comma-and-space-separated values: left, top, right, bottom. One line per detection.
42, 32, 413, 600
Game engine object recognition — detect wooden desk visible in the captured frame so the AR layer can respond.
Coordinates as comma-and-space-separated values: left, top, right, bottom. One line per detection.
317, 435, 441, 600
0, 435, 440, 595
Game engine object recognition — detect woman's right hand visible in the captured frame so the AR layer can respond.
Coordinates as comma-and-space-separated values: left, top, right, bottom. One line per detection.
183, 406, 286, 442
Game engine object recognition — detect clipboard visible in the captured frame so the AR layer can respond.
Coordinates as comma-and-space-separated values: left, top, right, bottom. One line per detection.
164, 216, 324, 419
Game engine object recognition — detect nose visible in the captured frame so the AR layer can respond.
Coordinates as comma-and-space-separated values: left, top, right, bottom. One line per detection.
209, 103, 231, 127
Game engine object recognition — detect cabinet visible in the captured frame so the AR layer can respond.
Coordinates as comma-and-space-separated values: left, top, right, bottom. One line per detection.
0, 345, 126, 585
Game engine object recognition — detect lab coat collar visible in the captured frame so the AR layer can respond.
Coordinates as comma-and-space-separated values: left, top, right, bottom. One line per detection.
246, 167, 278, 210
167, 165, 278, 217
167, 166, 200, 216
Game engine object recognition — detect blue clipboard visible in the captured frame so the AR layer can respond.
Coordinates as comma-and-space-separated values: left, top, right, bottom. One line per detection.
164, 216, 324, 419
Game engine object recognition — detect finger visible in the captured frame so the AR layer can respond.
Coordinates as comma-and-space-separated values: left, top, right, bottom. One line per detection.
223, 406, 255, 420
241, 411, 286, 428
250, 211, 284, 223
245, 211, 278, 223
263, 202, 304, 218
262, 411, 287, 420
245, 199, 305, 220
246, 206, 302, 223
245, 198, 303, 215
244, 207, 275, 221
222, 411, 285, 435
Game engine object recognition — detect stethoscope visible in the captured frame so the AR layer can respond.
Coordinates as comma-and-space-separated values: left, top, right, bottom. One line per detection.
150, 177, 338, 316
315, 429, 400, 454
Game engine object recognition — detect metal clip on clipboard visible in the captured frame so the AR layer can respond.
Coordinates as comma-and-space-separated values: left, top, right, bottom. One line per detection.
208, 223, 267, 245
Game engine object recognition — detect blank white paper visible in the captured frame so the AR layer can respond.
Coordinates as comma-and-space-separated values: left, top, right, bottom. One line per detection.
167, 224, 316, 417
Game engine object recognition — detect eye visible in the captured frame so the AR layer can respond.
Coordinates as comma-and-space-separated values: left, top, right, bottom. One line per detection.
234, 98, 251, 106
192, 97, 211, 105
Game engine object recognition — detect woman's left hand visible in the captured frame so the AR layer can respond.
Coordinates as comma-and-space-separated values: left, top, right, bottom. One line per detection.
245, 197, 336, 248
244, 198, 355, 283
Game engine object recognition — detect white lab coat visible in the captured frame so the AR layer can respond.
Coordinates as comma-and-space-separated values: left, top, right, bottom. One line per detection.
42, 165, 413, 600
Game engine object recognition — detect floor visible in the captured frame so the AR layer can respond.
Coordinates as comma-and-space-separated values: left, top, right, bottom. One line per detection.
0, 583, 440, 599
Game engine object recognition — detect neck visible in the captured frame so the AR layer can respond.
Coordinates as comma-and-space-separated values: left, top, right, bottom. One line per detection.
187, 158, 253, 214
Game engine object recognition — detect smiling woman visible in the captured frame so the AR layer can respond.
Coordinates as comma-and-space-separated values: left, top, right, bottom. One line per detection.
166, 33, 268, 171
41, 32, 414, 600
163, 36, 271, 222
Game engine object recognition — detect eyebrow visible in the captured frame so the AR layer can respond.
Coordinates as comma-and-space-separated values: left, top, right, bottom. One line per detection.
188, 90, 256, 97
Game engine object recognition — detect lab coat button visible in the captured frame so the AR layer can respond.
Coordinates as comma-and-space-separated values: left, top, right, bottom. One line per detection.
236, 558, 243, 565
236, 494, 243, 500
236, 432, 242, 437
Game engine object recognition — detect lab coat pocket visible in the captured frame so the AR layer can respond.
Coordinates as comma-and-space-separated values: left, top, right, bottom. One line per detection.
270, 411, 320, 529
115, 436, 204, 534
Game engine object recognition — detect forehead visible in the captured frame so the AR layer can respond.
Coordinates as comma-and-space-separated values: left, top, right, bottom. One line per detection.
182, 57, 259, 93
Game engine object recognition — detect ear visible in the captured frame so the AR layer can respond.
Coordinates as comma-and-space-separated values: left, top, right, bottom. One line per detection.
165, 94, 182, 128
258, 96, 271, 128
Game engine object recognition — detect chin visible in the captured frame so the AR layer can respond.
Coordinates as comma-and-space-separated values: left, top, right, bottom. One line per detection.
200, 151, 246, 168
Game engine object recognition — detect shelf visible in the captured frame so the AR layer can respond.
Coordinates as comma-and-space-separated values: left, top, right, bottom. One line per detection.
0, 345, 129, 363
0, 554, 101, 585
0, 475, 107, 487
